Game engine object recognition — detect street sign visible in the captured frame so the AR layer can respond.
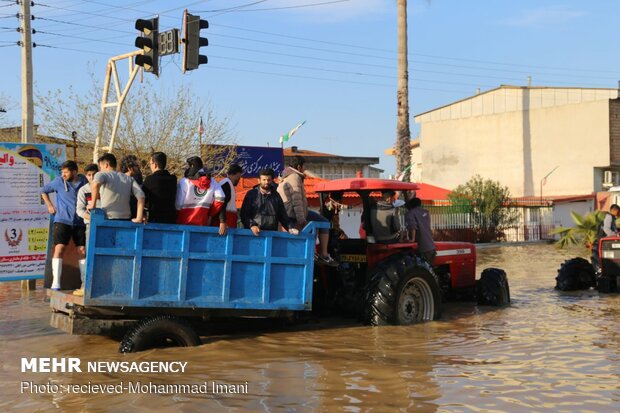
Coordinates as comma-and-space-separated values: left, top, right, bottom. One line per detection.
158, 29, 179, 56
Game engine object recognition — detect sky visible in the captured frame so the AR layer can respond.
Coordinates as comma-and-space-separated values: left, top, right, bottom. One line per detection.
1, 0, 620, 177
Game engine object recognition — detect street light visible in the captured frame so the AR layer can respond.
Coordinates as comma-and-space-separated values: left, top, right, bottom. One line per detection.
539, 165, 559, 239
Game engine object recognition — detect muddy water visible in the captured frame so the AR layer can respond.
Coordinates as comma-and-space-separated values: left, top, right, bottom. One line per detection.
1, 244, 619, 412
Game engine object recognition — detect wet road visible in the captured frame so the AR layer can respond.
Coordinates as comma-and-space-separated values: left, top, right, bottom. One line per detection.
0, 243, 618, 412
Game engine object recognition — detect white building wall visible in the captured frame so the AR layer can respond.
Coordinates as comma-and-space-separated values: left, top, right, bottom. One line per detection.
416, 87, 617, 197
553, 201, 594, 229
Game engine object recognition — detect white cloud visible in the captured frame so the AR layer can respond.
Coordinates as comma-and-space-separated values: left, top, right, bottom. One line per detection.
498, 5, 586, 27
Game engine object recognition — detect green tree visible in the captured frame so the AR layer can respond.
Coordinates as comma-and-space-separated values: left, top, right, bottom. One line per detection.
448, 175, 520, 242
551, 210, 606, 250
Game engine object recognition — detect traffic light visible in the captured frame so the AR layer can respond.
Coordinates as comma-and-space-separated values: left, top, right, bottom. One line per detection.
135, 17, 159, 76
183, 9, 208, 73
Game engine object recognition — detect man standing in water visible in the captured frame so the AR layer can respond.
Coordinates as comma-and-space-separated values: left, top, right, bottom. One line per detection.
41, 160, 87, 290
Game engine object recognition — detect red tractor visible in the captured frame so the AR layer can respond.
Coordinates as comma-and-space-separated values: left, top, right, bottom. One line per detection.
313, 178, 510, 325
555, 237, 620, 293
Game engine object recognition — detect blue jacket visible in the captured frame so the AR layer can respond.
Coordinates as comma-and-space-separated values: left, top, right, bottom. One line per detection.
41, 175, 87, 226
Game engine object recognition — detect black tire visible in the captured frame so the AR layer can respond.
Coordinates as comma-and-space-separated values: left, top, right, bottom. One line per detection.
555, 257, 595, 291
119, 315, 201, 353
477, 268, 510, 306
364, 253, 441, 326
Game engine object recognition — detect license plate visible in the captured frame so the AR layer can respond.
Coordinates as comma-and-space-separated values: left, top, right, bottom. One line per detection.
340, 254, 367, 263
612, 243, 620, 249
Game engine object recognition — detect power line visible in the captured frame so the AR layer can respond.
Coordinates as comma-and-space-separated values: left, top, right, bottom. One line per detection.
34, 15, 132, 34
34, 29, 129, 46
207, 65, 470, 94
213, 23, 620, 76
198, 0, 350, 13
34, 43, 112, 55
34, 2, 135, 22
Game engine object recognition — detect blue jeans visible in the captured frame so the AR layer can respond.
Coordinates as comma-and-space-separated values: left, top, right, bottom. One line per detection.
290, 210, 329, 234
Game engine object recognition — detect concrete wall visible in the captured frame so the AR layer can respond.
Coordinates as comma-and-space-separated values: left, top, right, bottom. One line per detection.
553, 201, 594, 229
416, 87, 618, 197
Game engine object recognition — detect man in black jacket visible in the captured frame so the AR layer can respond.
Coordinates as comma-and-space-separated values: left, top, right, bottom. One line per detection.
143, 152, 177, 224
240, 168, 296, 236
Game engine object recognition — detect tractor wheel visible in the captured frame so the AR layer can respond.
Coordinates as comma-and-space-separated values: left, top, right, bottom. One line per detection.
119, 315, 201, 353
555, 257, 595, 291
364, 253, 441, 326
476, 268, 510, 306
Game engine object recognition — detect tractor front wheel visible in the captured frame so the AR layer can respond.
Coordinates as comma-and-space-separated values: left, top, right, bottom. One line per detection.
364, 253, 441, 326
555, 257, 595, 291
476, 268, 510, 306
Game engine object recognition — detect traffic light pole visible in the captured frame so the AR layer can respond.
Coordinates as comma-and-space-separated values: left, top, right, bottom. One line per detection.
93, 50, 143, 162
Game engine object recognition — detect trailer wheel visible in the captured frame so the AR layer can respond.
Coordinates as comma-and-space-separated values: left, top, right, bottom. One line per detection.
364, 253, 441, 326
555, 257, 595, 291
477, 268, 510, 306
119, 315, 201, 353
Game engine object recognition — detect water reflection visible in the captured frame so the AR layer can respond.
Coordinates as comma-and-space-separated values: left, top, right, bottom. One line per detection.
0, 244, 619, 412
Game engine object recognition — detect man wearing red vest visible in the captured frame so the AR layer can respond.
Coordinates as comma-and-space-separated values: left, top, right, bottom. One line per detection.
212, 164, 243, 235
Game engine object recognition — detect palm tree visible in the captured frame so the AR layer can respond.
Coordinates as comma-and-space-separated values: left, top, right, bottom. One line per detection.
396, 0, 411, 182
551, 210, 606, 249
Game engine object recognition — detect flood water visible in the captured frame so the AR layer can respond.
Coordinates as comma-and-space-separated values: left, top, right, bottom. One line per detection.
1, 243, 619, 412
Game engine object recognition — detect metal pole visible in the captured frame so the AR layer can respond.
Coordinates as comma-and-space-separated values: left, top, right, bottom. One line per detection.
72, 131, 77, 162
20, 0, 34, 143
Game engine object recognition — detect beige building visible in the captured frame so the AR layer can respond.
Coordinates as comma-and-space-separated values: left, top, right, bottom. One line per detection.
284, 146, 382, 179
414, 85, 620, 197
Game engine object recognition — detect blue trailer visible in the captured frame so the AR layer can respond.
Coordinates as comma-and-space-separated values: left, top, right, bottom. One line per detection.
49, 209, 327, 352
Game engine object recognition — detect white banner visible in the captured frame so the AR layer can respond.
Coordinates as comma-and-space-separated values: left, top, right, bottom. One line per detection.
0, 209, 49, 279
0, 143, 66, 281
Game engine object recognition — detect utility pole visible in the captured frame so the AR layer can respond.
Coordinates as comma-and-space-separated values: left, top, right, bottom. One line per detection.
396, 0, 411, 182
20, 0, 35, 143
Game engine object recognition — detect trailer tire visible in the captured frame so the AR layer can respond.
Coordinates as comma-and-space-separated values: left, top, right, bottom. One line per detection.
119, 315, 201, 353
555, 257, 595, 291
477, 268, 510, 306
364, 253, 441, 326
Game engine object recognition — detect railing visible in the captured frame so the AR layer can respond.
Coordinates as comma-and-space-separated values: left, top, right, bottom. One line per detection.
424, 205, 557, 243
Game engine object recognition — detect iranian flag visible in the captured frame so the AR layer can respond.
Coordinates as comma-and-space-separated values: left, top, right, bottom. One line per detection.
279, 121, 306, 145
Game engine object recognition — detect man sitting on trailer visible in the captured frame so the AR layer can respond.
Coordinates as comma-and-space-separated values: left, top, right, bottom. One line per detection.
240, 168, 298, 236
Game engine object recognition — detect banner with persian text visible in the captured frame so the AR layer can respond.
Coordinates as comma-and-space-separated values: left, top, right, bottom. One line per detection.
0, 143, 66, 281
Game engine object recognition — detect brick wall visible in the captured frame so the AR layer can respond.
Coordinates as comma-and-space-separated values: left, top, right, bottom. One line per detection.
610, 99, 620, 166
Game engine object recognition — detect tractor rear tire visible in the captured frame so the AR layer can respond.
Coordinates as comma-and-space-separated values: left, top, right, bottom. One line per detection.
476, 268, 510, 306
364, 253, 441, 326
555, 257, 595, 291
119, 315, 201, 353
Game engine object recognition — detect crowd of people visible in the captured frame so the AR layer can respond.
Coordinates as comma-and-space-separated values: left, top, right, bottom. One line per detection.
42, 152, 436, 295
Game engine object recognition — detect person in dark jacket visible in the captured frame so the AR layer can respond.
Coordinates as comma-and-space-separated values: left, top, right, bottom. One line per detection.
592, 203, 620, 273
405, 197, 436, 264
240, 168, 296, 236
142, 152, 177, 224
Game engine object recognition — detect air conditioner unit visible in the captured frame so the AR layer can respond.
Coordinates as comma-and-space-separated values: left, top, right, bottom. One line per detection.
603, 170, 619, 188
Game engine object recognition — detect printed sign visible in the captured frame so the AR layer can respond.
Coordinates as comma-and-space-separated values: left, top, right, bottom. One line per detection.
205, 145, 284, 177
0, 142, 66, 281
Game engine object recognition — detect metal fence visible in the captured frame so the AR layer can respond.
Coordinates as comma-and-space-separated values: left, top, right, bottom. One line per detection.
425, 204, 557, 243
